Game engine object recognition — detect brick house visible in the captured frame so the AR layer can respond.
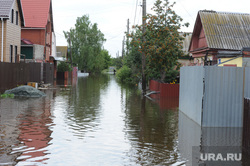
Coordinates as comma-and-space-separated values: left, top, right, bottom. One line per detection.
0, 0, 24, 63
189, 10, 250, 66
20, 0, 55, 62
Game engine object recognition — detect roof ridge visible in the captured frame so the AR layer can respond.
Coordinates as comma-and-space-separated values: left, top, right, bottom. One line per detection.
199, 10, 250, 15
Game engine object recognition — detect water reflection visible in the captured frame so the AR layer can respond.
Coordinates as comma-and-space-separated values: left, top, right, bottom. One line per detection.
65, 75, 110, 138
122, 86, 179, 165
148, 94, 179, 110
178, 111, 247, 165
0, 90, 54, 165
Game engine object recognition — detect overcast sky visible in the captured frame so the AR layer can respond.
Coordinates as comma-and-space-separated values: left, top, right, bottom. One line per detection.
52, 0, 250, 57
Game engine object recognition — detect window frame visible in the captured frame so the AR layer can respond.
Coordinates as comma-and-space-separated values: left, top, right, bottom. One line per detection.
11, 9, 14, 23
16, 11, 18, 25
15, 46, 17, 62
10, 45, 13, 63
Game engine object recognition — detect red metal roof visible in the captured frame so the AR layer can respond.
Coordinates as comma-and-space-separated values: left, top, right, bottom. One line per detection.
21, 0, 50, 28
21, 38, 33, 45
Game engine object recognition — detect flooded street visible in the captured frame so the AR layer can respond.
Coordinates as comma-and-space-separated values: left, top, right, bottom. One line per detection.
1, 74, 250, 165
0, 75, 181, 165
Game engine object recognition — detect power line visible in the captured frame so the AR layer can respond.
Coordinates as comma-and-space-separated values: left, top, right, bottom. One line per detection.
133, 0, 139, 25
175, 0, 195, 21
137, 5, 142, 25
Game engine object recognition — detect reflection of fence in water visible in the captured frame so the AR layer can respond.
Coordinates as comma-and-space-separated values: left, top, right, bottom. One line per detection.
148, 80, 179, 110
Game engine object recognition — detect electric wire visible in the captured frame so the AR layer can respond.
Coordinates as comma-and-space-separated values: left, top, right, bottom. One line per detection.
175, 0, 195, 21
133, 0, 139, 26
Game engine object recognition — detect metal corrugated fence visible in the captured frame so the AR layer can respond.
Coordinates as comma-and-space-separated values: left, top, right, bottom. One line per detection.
203, 66, 244, 127
179, 66, 204, 125
180, 66, 250, 127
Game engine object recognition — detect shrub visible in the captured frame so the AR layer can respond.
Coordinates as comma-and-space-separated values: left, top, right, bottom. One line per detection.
116, 65, 133, 84
57, 61, 72, 72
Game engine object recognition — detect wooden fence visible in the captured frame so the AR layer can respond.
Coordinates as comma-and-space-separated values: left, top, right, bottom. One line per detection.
0, 62, 54, 93
243, 98, 250, 154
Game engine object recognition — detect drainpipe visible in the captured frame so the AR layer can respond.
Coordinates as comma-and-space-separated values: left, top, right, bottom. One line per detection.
1, 17, 3, 62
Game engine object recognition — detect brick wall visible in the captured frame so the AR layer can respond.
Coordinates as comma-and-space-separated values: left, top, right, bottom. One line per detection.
21, 29, 46, 46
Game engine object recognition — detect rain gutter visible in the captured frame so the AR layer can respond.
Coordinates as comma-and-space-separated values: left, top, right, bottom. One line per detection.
1, 17, 3, 62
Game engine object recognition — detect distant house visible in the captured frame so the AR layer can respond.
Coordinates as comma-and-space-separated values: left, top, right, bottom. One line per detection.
20, 0, 55, 62
0, 0, 24, 63
56, 46, 68, 61
189, 10, 250, 67
178, 32, 193, 66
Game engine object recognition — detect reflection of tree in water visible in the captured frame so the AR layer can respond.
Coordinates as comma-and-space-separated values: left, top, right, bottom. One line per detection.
64, 74, 110, 138
122, 89, 179, 165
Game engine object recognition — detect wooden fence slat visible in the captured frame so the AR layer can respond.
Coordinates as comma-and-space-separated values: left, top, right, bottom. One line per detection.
0, 62, 53, 93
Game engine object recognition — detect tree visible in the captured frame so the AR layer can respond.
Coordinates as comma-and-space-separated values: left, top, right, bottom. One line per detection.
64, 15, 106, 73
128, 0, 189, 84
100, 49, 111, 69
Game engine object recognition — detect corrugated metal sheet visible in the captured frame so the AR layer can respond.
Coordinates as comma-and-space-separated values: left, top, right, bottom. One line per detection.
21, 0, 50, 28
199, 10, 250, 50
179, 66, 204, 125
0, 0, 14, 17
201, 127, 242, 146
202, 66, 244, 127
180, 66, 250, 127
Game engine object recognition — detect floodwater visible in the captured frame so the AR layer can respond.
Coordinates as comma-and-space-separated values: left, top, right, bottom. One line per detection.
0, 74, 248, 165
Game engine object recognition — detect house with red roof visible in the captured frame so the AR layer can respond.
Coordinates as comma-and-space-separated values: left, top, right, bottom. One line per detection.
0, 0, 24, 63
20, 0, 55, 62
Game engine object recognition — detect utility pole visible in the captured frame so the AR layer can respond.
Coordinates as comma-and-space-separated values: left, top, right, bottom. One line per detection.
141, 0, 146, 95
68, 32, 73, 68
122, 36, 125, 58
126, 19, 130, 56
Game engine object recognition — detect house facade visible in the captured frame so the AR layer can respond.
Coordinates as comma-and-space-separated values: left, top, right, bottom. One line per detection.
189, 10, 250, 66
21, 0, 54, 62
0, 0, 24, 63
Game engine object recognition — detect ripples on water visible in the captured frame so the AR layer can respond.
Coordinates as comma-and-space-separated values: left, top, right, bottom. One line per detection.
0, 75, 191, 165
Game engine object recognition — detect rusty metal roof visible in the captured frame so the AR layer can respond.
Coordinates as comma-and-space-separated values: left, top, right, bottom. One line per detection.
199, 10, 250, 50
0, 0, 14, 18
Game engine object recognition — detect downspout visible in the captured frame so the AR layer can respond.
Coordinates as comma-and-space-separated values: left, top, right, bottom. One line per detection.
1, 17, 3, 62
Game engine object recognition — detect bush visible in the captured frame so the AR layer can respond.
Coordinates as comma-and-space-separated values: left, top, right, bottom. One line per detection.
116, 65, 133, 84
57, 61, 72, 72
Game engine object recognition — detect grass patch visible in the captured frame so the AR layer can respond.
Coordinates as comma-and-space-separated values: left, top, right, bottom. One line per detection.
0, 93, 15, 98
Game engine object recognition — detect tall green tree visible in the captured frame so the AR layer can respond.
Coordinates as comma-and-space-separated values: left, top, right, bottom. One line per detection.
100, 49, 111, 69
128, 0, 189, 83
64, 15, 106, 73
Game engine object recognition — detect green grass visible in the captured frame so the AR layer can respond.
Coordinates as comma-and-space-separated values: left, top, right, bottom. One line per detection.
0, 93, 15, 98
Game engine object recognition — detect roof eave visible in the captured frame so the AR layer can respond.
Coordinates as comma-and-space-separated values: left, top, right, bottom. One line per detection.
22, 27, 46, 30
17, 0, 25, 26
188, 12, 202, 52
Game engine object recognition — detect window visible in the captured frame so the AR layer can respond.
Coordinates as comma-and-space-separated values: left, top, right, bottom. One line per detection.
11, 9, 14, 23
15, 46, 17, 62
16, 11, 18, 25
10, 45, 13, 63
